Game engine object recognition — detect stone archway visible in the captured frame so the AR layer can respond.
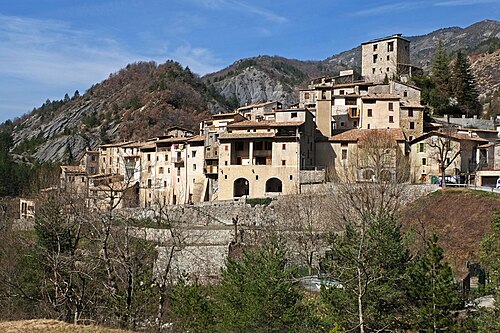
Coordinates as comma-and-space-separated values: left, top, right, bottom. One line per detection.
265, 177, 283, 193
234, 178, 249, 197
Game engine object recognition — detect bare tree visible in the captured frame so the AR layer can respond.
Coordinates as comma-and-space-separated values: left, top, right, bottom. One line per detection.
322, 130, 411, 333
427, 126, 461, 188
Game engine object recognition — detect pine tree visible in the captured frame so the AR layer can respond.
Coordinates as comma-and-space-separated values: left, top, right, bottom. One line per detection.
452, 51, 481, 117
321, 214, 412, 332
407, 234, 462, 332
430, 41, 452, 114
214, 240, 306, 333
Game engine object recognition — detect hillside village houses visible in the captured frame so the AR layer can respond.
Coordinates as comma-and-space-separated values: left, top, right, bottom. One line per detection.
49, 34, 500, 212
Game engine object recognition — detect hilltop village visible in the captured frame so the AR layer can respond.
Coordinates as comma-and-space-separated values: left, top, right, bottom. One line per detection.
41, 34, 499, 212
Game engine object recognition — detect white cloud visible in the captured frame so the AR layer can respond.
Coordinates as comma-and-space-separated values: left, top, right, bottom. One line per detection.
193, 0, 288, 23
355, 2, 423, 16
434, 0, 498, 6
0, 14, 224, 120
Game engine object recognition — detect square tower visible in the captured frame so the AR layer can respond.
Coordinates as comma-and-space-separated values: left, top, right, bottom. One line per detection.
361, 34, 410, 83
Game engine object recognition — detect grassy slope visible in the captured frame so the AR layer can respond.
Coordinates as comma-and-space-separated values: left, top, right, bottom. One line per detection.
399, 189, 500, 277
0, 320, 133, 333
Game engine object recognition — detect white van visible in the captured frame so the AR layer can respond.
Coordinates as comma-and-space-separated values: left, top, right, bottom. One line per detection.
496, 177, 500, 189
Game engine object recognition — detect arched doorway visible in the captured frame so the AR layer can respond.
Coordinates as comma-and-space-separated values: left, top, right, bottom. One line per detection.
265, 178, 283, 193
234, 178, 249, 197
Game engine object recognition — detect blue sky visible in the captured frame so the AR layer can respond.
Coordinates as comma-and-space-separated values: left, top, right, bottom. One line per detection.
0, 0, 499, 122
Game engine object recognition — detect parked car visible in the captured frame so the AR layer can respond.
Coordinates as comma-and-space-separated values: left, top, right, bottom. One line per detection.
496, 178, 500, 189
297, 276, 343, 292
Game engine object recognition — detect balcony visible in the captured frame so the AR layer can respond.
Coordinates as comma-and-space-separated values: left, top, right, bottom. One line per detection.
204, 165, 218, 174
348, 108, 360, 119
173, 158, 184, 166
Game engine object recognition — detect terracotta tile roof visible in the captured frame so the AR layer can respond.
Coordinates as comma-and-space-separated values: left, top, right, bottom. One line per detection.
99, 141, 134, 148
361, 94, 400, 100
237, 101, 278, 111
187, 135, 205, 142
329, 128, 406, 142
61, 165, 85, 173
219, 132, 276, 140
400, 101, 425, 108
227, 120, 304, 129
410, 131, 488, 145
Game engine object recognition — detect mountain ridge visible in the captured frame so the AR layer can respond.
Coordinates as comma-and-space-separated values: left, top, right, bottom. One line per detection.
4, 19, 500, 163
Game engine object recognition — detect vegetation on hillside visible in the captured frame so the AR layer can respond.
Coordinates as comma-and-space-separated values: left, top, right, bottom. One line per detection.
412, 42, 481, 117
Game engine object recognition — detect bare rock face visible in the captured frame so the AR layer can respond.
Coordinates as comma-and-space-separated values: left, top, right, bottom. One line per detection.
471, 50, 500, 99
33, 134, 100, 163
212, 67, 297, 107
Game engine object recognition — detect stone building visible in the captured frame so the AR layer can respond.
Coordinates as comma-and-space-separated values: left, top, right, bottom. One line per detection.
361, 34, 421, 83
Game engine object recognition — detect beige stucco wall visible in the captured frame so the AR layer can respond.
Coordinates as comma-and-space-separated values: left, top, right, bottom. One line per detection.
218, 140, 301, 200
360, 99, 400, 130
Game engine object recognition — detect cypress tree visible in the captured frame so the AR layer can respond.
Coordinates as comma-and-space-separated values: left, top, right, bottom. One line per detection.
452, 51, 481, 117
430, 41, 452, 114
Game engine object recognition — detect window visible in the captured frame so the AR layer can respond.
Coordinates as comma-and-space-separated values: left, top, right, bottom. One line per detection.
304, 92, 310, 99
388, 102, 394, 111
373, 54, 378, 63
367, 108, 373, 117
224, 175, 227, 180
386, 67, 390, 72
81, 177, 85, 183
177, 167, 180, 176
147, 179, 152, 188
410, 122, 415, 129
353, 120, 358, 127
256, 175, 259, 180
341, 149, 348, 160
367, 124, 371, 129
193, 164, 197, 171
225, 161, 228, 166
291, 112, 297, 118
164, 181, 167, 187
168, 167, 170, 173
389, 116, 394, 123
403, 91, 408, 97
282, 144, 286, 150
372, 68, 376, 74
418, 143, 425, 153
422, 158, 427, 166
387, 55, 390, 61
147, 154, 151, 161
339, 90, 345, 95
321, 90, 326, 99
148, 166, 152, 173
159, 167, 164, 174
192, 151, 197, 158
387, 41, 394, 52
156, 156, 159, 161
289, 175, 293, 180
282, 160, 286, 166
373, 44, 378, 51
340, 121, 345, 127
165, 154, 169, 161
408, 108, 413, 117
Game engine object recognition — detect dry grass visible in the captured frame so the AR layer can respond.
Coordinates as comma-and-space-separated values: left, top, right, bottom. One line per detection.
399, 188, 500, 278
0, 319, 134, 333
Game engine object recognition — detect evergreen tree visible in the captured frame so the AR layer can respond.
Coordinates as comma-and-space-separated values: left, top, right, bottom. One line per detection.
451, 51, 481, 117
321, 214, 412, 332
170, 276, 215, 333
214, 240, 307, 333
430, 41, 452, 114
407, 234, 462, 332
